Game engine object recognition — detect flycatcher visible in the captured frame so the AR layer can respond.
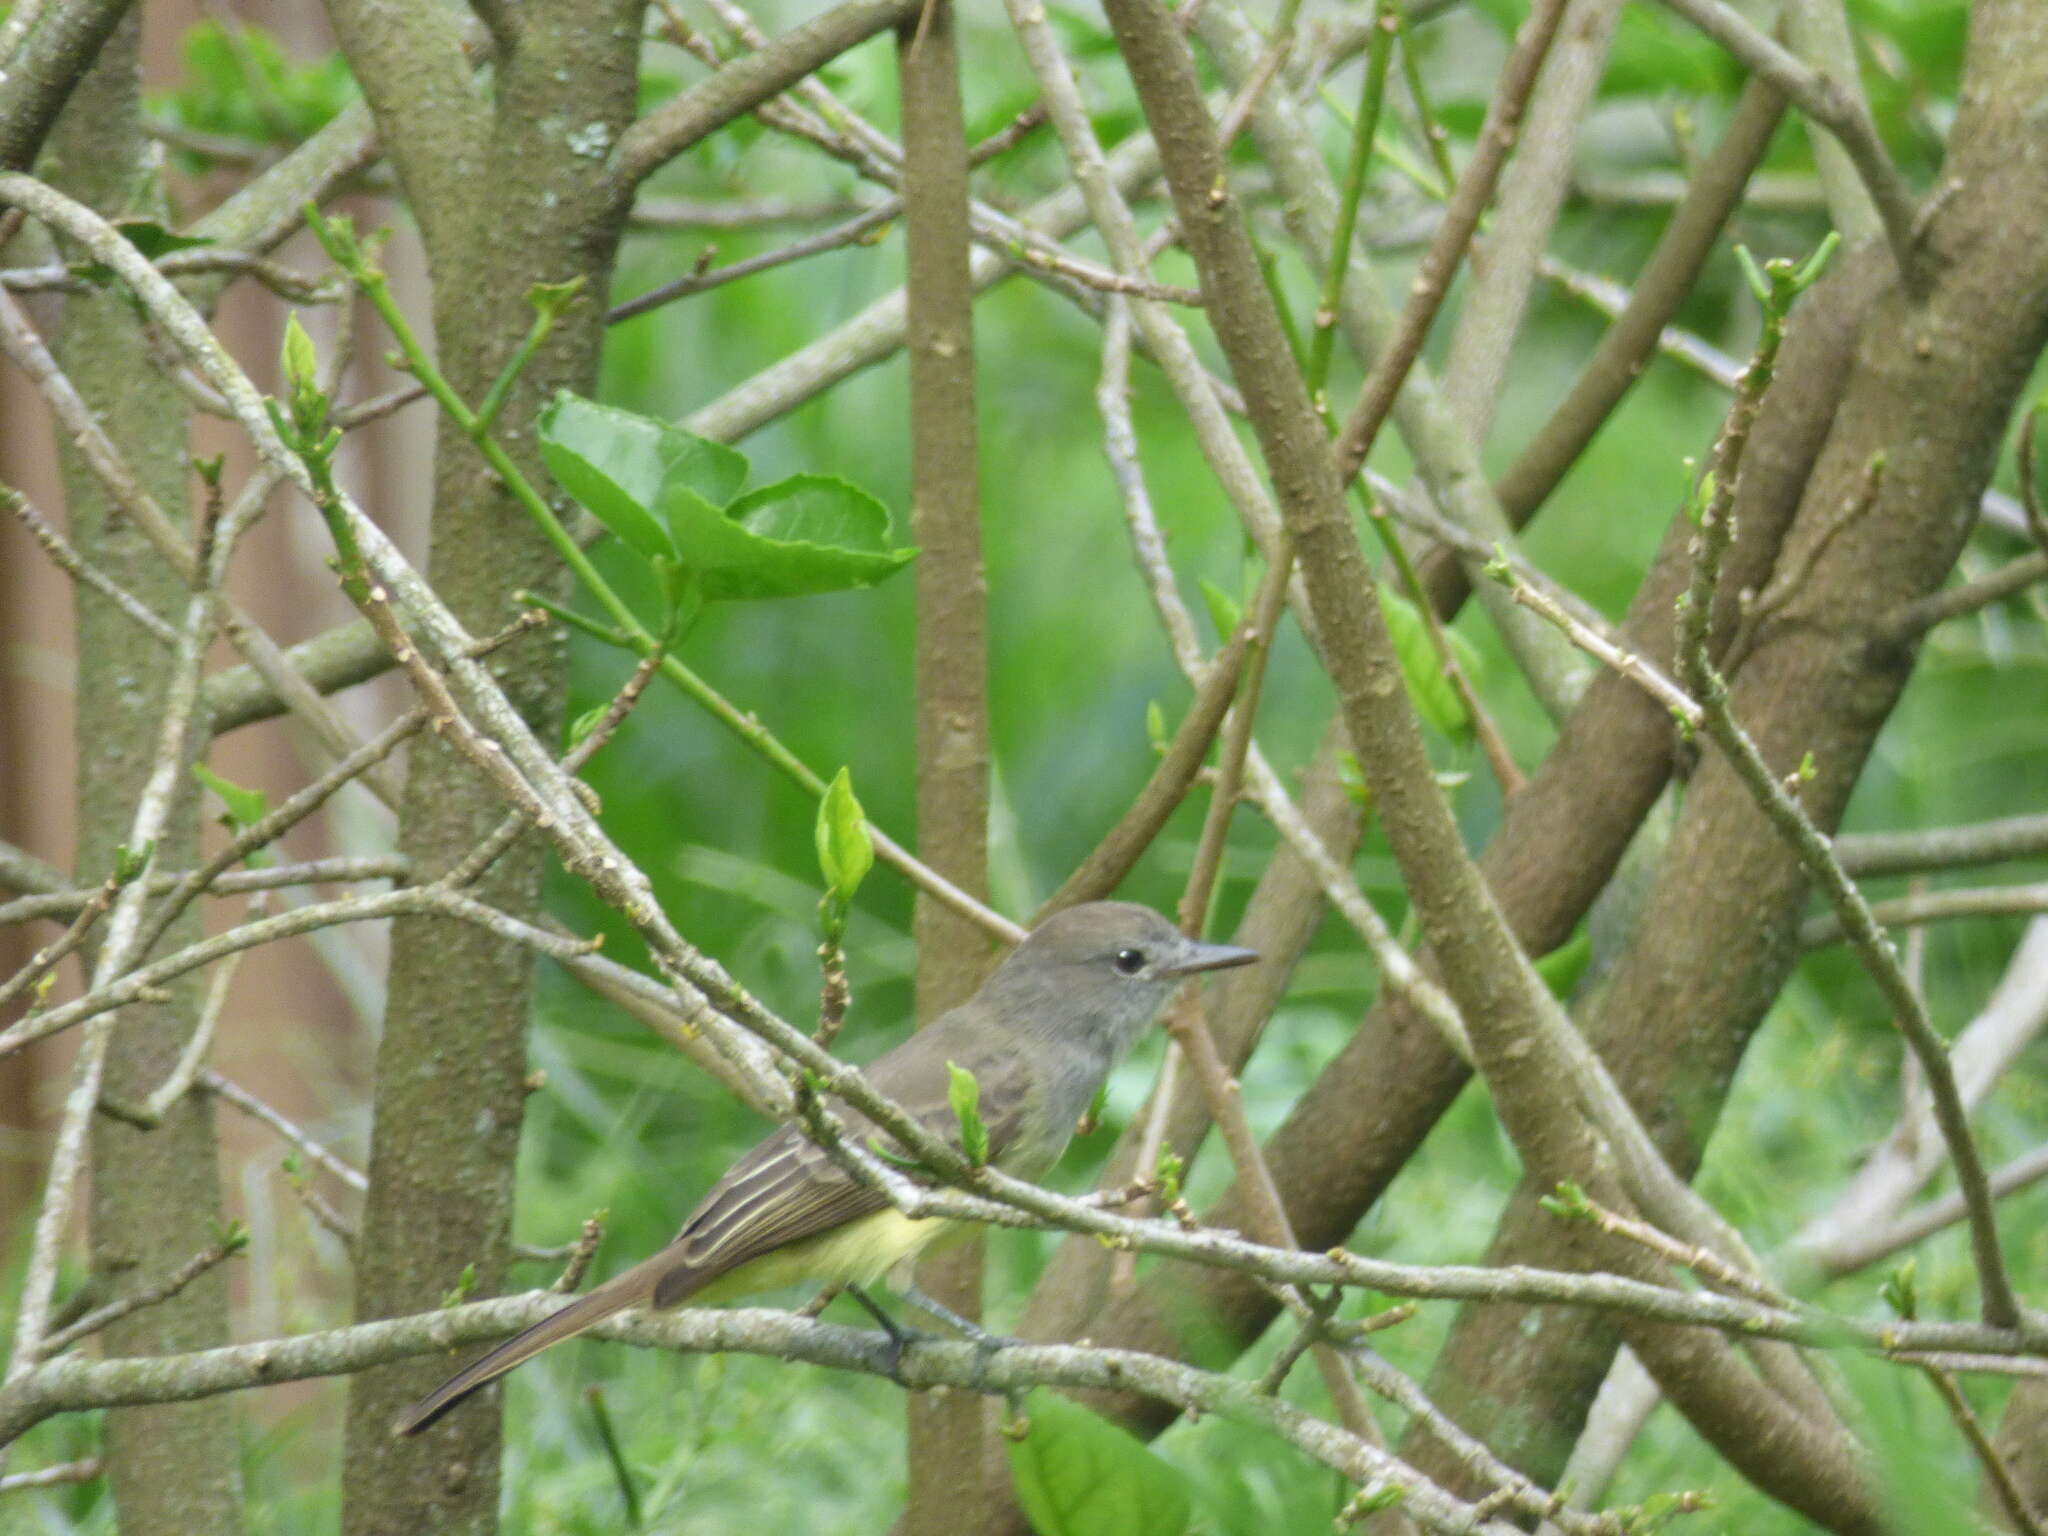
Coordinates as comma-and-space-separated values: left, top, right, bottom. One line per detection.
398, 900, 1257, 1434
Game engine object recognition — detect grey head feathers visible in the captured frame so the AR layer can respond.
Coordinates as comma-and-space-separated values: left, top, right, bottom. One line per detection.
971, 900, 1258, 1063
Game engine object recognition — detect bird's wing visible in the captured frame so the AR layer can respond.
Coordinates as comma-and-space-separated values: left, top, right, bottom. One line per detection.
651, 1018, 1044, 1305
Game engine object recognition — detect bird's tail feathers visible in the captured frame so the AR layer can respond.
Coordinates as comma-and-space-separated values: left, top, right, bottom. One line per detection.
395, 1252, 689, 1436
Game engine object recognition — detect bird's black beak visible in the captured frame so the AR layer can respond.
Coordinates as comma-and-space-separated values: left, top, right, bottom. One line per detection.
1165, 941, 1260, 977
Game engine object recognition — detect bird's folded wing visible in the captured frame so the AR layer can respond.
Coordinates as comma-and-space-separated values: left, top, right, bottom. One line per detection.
658, 1038, 1042, 1298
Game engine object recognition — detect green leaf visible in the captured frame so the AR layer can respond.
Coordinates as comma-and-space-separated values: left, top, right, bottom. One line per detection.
1080, 1079, 1111, 1135
281, 313, 318, 394
1006, 1391, 1192, 1536
192, 762, 268, 829
567, 703, 607, 750
539, 392, 750, 568
814, 767, 874, 906
947, 1061, 989, 1166
1376, 589, 1470, 738
665, 473, 917, 601
1197, 577, 1242, 642
441, 1262, 478, 1310
151, 20, 357, 154
538, 394, 682, 565
1880, 1258, 1918, 1320
1336, 751, 1373, 814
114, 219, 214, 262
72, 219, 216, 286
1534, 929, 1592, 1001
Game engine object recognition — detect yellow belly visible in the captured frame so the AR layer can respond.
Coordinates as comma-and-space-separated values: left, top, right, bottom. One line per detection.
690, 1209, 962, 1304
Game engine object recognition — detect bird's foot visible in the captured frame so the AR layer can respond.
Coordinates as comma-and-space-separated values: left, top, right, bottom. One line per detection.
896, 1282, 1023, 1393
896, 1283, 1020, 1353
845, 1284, 934, 1386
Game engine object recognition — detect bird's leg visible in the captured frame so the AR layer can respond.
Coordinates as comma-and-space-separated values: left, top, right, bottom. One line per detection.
845, 1284, 930, 1385
895, 1283, 1011, 1349
797, 1284, 844, 1319
895, 1282, 1021, 1395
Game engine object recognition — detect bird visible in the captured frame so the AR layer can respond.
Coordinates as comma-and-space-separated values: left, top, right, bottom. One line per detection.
396, 900, 1258, 1434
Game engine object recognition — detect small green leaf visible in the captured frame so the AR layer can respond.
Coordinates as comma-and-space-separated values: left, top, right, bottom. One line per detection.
115, 219, 216, 261
281, 313, 318, 391
1539, 1180, 1593, 1222
192, 762, 269, 830
567, 704, 607, 750
1733, 244, 1770, 307
1080, 1080, 1111, 1136
1336, 751, 1374, 814
669, 473, 916, 600
947, 1061, 989, 1167
1343, 1484, 1411, 1518
1154, 1147, 1184, 1205
538, 393, 687, 565
526, 276, 587, 324
815, 767, 874, 906
1144, 699, 1166, 751
1688, 469, 1717, 525
71, 220, 216, 286
1377, 589, 1470, 738
1534, 929, 1592, 1001
1006, 1390, 1193, 1536
1197, 577, 1242, 642
866, 1134, 925, 1171
113, 841, 156, 884
1880, 1258, 1918, 1320
441, 1262, 478, 1309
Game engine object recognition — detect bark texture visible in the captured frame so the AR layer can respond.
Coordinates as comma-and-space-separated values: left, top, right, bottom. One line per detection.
50, 16, 243, 1532
1409, 0, 2048, 1499
897, 4, 1000, 1528
333, 6, 643, 1533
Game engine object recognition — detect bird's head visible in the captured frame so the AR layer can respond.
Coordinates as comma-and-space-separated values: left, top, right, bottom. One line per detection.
981, 901, 1259, 1058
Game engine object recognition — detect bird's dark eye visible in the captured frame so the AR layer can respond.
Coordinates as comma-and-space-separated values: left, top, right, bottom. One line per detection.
1113, 947, 1146, 975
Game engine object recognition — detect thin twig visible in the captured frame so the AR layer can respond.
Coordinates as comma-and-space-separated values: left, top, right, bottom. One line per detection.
1650, 0, 1924, 291
2, 484, 179, 644
1486, 554, 1703, 731
1801, 884, 2048, 948
609, 201, 899, 323
0, 874, 119, 1011
200, 1071, 366, 1192
1920, 1365, 2047, 1536
0, 1458, 101, 1493
40, 1233, 246, 1358
1333, 0, 1571, 480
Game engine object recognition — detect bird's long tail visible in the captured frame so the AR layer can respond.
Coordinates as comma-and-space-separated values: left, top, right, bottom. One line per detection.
395, 1251, 687, 1436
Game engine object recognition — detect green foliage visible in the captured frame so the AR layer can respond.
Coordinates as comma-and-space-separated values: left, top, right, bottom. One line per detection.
151, 20, 356, 156
814, 766, 874, 907
537, 392, 915, 626
1006, 1391, 1193, 1536
70, 220, 214, 288
1533, 928, 1593, 1001
1599, 5, 1742, 99
1375, 587, 1479, 740
685, 474, 915, 600
947, 1060, 989, 1167
191, 762, 268, 832
1199, 575, 1244, 642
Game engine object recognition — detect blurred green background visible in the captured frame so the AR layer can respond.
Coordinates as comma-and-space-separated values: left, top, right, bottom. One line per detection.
20, 0, 2048, 1530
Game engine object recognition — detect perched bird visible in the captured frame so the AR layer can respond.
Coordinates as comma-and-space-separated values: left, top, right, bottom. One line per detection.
398, 900, 1257, 1434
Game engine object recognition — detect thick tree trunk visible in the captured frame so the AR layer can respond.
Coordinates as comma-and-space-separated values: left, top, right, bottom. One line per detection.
52, 16, 243, 1533
897, 4, 999, 1528
1408, 0, 2048, 1502
334, 7, 642, 1534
